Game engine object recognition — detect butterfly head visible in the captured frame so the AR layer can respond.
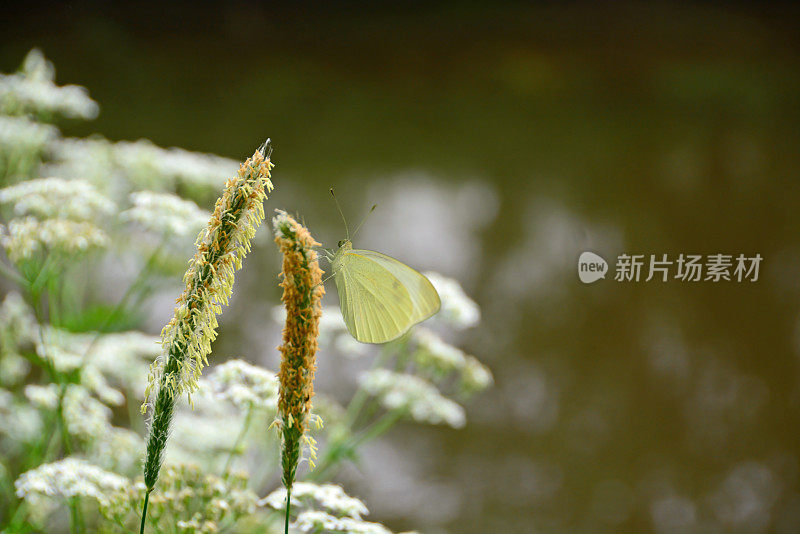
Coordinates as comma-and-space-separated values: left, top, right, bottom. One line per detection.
330, 189, 376, 249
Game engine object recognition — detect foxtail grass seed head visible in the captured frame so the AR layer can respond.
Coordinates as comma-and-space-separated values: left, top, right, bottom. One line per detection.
140, 144, 273, 494
273, 210, 324, 493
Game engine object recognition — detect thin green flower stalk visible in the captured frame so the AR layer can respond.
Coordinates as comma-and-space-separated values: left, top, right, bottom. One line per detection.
273, 211, 324, 534
139, 142, 273, 533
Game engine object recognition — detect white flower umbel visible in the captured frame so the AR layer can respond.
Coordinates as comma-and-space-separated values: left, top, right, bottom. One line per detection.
461, 354, 494, 392
318, 306, 347, 337
294, 510, 395, 534
334, 332, 371, 358
30, 328, 159, 402
260, 482, 368, 519
86, 331, 161, 392
261, 482, 407, 534
25, 384, 112, 441
0, 115, 57, 151
0, 293, 38, 383
23, 384, 60, 408
18, 48, 54, 82
121, 191, 209, 238
0, 388, 42, 451
15, 457, 127, 506
0, 177, 115, 221
203, 359, 279, 411
412, 327, 467, 372
423, 271, 480, 329
360, 369, 466, 428
0, 352, 29, 386
1, 216, 109, 262
411, 328, 493, 393
43, 137, 115, 187
0, 49, 99, 120
0, 291, 37, 338
114, 139, 238, 191
34, 333, 82, 372
34, 332, 116, 405
91, 427, 143, 473
168, 403, 245, 462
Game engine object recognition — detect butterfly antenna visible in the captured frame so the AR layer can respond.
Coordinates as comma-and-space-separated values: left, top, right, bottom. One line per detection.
330, 188, 349, 240
352, 204, 377, 240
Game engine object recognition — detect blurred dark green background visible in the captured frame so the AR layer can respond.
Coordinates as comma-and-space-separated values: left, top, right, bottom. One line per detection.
3, 2, 800, 532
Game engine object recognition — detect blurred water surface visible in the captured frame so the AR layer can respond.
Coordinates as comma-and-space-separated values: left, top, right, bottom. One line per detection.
2, 3, 800, 532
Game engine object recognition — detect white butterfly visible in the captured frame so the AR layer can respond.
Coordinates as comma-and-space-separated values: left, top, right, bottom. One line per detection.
325, 191, 440, 344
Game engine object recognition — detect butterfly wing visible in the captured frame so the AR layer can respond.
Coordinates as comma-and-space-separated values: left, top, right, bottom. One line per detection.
351, 249, 441, 324
335, 249, 438, 343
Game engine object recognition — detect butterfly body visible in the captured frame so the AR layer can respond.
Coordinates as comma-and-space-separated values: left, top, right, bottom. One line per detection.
332, 239, 440, 344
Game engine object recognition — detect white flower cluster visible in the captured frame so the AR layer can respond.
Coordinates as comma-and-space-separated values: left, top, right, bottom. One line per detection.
0, 388, 42, 452
19, 48, 54, 82
424, 271, 480, 329
412, 327, 466, 371
85, 331, 161, 392
412, 328, 493, 392
334, 328, 371, 358
0, 293, 37, 386
90, 426, 143, 473
360, 369, 466, 428
15, 457, 127, 506
114, 139, 238, 190
45, 137, 237, 196
294, 510, 396, 534
260, 482, 369, 519
0, 115, 57, 154
461, 354, 494, 392
100, 464, 258, 531
0, 177, 115, 262
0, 177, 115, 221
32, 328, 159, 402
121, 191, 209, 237
43, 137, 115, 186
317, 306, 347, 339
1, 217, 110, 261
0, 291, 37, 338
25, 384, 112, 440
0, 350, 29, 386
0, 49, 99, 120
261, 482, 418, 534
168, 406, 245, 462
23, 383, 60, 408
175, 517, 218, 533
203, 359, 279, 411
316, 306, 370, 357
